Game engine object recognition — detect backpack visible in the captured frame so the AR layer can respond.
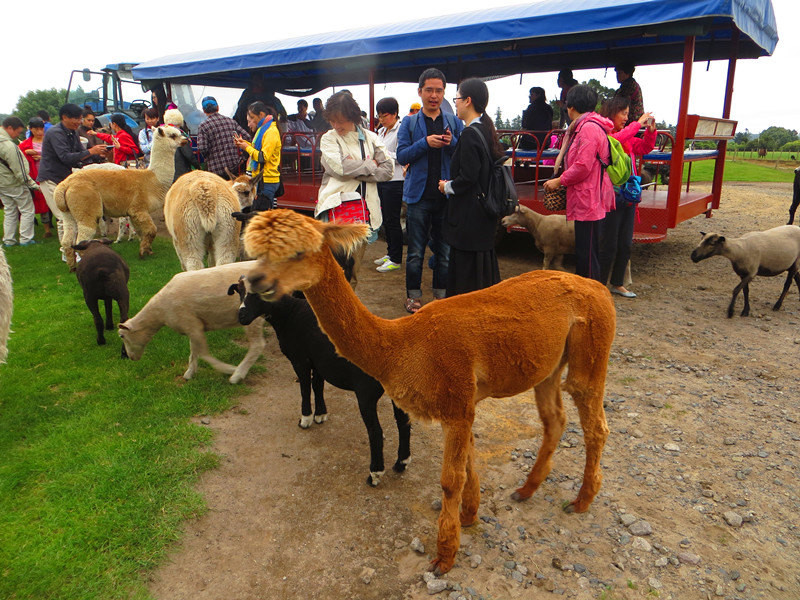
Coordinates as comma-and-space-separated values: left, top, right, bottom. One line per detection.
470, 123, 518, 219
589, 122, 632, 186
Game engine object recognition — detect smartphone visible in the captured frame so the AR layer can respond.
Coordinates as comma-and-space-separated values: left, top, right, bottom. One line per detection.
647, 117, 655, 127
105, 144, 115, 150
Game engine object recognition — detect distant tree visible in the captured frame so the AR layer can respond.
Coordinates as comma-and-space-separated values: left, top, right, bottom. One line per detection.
584, 78, 616, 108
734, 130, 751, 145
494, 108, 509, 130
14, 88, 68, 124
549, 100, 562, 126
509, 114, 522, 130
781, 140, 800, 152
757, 126, 798, 151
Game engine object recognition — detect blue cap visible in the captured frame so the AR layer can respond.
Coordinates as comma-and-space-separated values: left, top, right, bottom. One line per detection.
201, 96, 218, 110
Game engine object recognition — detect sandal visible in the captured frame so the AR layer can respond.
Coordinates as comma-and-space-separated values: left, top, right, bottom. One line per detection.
405, 297, 422, 314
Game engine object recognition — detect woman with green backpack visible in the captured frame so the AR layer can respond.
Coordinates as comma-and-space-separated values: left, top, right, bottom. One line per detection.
598, 97, 657, 298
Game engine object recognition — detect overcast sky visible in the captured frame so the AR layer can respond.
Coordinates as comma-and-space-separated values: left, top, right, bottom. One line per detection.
1, 0, 796, 134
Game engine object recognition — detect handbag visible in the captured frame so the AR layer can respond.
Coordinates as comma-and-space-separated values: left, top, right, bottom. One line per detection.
275, 180, 285, 198
329, 136, 370, 224
543, 184, 566, 212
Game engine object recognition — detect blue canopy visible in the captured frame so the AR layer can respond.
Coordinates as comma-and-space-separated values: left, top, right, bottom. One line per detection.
133, 0, 777, 91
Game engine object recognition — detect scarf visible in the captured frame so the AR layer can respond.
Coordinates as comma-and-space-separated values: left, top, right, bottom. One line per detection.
249, 116, 274, 174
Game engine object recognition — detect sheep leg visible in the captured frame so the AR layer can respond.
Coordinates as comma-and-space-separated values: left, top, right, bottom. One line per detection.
118, 289, 129, 325
356, 384, 386, 487
293, 358, 315, 429
459, 430, 480, 527
511, 371, 566, 502
84, 294, 106, 345
128, 212, 156, 258
390, 400, 412, 474
185, 331, 236, 380
104, 297, 114, 330
741, 282, 751, 317
311, 368, 328, 424
773, 267, 797, 311
431, 421, 472, 576
228, 318, 265, 384
727, 277, 750, 318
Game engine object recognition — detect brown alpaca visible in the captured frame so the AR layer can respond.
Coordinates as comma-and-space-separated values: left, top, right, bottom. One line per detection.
55, 127, 187, 269
242, 210, 616, 575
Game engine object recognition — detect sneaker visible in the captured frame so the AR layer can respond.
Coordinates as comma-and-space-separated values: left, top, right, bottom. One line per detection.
373, 254, 390, 265
376, 260, 400, 272
20, 240, 37, 246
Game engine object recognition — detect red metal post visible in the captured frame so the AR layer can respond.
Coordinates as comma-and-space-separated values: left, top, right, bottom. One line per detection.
711, 29, 740, 209
369, 70, 375, 131
667, 36, 695, 229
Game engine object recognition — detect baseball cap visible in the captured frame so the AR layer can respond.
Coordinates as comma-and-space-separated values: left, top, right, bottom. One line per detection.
410, 102, 421, 110
202, 96, 219, 110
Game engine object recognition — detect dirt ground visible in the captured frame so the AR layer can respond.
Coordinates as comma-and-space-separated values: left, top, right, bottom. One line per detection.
147, 183, 799, 600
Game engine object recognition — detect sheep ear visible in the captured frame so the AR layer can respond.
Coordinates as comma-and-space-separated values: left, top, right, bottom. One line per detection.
72, 240, 90, 251
100, 237, 112, 245
717, 236, 725, 244
227, 283, 239, 296
699, 231, 706, 237
118, 323, 129, 331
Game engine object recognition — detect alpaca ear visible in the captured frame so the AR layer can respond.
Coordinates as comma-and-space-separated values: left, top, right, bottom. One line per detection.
321, 221, 370, 255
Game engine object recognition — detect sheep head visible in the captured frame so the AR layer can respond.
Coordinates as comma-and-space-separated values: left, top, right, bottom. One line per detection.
691, 232, 726, 263
243, 209, 367, 300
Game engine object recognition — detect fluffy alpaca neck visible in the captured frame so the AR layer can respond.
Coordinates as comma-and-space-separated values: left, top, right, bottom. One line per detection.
302, 248, 394, 378
148, 140, 177, 188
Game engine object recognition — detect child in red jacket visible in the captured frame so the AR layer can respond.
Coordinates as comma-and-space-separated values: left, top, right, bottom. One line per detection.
92, 114, 140, 165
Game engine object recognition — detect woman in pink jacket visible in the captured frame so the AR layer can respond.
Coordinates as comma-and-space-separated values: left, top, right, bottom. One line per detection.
543, 84, 614, 281
599, 96, 657, 298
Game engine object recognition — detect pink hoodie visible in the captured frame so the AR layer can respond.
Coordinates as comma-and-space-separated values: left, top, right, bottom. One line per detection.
560, 112, 615, 221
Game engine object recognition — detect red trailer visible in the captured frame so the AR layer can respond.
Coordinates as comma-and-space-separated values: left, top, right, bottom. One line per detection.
133, 0, 778, 241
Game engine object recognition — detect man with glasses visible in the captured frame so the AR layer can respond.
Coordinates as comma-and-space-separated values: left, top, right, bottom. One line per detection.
396, 68, 463, 313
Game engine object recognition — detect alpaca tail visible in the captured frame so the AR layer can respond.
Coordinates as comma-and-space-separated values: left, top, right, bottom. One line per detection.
54, 180, 69, 213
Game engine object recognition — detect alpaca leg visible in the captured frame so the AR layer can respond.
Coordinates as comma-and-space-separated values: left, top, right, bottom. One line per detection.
542, 253, 552, 270
773, 267, 797, 311
356, 383, 386, 486
176, 232, 206, 271
293, 359, 314, 428
431, 421, 472, 576
311, 368, 328, 423
511, 371, 566, 501
60, 213, 79, 266
459, 431, 480, 526
228, 318, 265, 384
128, 212, 156, 258
391, 400, 412, 473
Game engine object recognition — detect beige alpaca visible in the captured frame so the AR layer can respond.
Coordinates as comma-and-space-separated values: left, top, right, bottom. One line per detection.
164, 171, 243, 271
55, 127, 186, 269
243, 210, 616, 575
0, 246, 11, 364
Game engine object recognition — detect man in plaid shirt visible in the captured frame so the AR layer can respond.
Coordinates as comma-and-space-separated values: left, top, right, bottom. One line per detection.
197, 96, 251, 178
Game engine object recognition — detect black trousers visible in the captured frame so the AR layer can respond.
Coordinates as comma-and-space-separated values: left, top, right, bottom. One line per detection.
599, 202, 636, 286
377, 180, 404, 264
574, 219, 602, 282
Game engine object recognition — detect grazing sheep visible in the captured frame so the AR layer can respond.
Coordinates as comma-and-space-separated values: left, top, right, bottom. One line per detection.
56, 126, 187, 269
0, 246, 11, 364
690, 225, 800, 317
72, 239, 130, 345
164, 170, 243, 271
501, 205, 575, 269
118, 261, 265, 383
228, 277, 411, 487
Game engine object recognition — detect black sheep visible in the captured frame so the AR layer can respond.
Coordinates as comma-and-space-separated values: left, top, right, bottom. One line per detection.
228, 278, 411, 487
73, 239, 130, 345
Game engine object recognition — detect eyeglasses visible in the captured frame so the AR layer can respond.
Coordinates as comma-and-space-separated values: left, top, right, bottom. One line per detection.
452, 97, 463, 103
422, 87, 444, 95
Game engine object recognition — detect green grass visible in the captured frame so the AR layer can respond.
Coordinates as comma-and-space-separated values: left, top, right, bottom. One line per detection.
0, 228, 253, 599
680, 159, 796, 183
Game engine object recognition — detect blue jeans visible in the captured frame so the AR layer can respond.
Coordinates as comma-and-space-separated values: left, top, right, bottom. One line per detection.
405, 196, 450, 298
253, 181, 280, 211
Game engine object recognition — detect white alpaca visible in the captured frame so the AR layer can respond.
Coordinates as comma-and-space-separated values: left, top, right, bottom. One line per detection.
0, 246, 11, 364
164, 171, 243, 271
56, 127, 186, 269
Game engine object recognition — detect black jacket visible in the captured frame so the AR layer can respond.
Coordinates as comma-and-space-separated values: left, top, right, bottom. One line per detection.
443, 123, 498, 252
37, 123, 91, 183
520, 102, 554, 150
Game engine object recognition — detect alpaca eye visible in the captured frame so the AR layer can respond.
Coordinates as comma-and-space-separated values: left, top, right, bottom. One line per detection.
292, 251, 305, 261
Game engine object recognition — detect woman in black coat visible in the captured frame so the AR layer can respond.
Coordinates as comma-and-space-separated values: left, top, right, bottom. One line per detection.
438, 78, 503, 297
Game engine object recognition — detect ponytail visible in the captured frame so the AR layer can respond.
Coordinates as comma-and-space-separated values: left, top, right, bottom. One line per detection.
478, 113, 504, 161
459, 78, 504, 160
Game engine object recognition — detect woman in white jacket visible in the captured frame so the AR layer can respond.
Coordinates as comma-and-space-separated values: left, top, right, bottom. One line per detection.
316, 92, 394, 243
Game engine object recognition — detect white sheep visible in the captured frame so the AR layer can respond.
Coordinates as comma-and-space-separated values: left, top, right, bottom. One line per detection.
118, 261, 265, 383
691, 225, 800, 317
164, 170, 243, 271
501, 205, 575, 270
0, 246, 11, 364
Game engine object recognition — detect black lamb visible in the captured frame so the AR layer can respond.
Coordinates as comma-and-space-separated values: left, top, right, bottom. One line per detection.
73, 239, 130, 345
228, 278, 411, 487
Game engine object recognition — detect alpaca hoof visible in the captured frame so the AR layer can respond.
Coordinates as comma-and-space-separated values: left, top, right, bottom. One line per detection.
510, 489, 530, 502
313, 413, 328, 424
392, 457, 411, 473
429, 557, 453, 576
460, 513, 477, 527
298, 415, 313, 429
563, 501, 577, 514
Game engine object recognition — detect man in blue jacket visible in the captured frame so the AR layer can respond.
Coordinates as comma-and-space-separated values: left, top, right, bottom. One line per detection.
397, 68, 463, 313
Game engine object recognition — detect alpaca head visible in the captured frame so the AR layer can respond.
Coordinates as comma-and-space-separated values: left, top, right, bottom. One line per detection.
152, 126, 187, 150
229, 172, 259, 210
243, 209, 367, 299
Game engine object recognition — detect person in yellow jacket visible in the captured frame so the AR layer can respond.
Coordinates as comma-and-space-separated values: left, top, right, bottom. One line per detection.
234, 101, 281, 211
